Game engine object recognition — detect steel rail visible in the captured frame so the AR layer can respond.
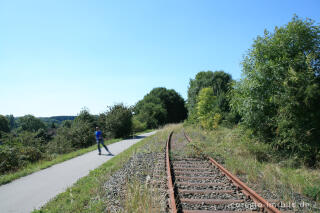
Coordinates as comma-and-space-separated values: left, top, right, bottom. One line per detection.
183, 131, 281, 213
166, 131, 177, 213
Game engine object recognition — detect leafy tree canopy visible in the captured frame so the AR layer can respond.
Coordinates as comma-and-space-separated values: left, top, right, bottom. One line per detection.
0, 115, 10, 137
6, 115, 16, 130
135, 87, 187, 128
74, 108, 96, 128
104, 103, 133, 138
196, 88, 221, 130
187, 71, 233, 125
230, 15, 320, 165
18, 115, 46, 132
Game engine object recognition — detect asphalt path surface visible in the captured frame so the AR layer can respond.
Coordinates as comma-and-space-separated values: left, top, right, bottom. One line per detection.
0, 131, 156, 213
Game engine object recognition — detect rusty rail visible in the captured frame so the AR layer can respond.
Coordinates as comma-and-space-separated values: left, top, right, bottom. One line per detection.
166, 131, 177, 213
183, 131, 281, 213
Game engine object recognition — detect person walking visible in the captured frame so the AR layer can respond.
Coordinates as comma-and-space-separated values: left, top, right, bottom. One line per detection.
95, 127, 113, 155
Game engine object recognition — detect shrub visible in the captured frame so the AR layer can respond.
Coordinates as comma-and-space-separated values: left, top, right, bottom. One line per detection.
70, 120, 95, 148
213, 113, 222, 129
19, 146, 42, 163
74, 108, 96, 128
47, 127, 74, 154
0, 145, 21, 173
132, 116, 147, 133
104, 103, 132, 138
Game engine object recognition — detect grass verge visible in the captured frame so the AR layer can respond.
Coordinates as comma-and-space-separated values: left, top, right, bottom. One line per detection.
184, 124, 320, 209
0, 130, 152, 186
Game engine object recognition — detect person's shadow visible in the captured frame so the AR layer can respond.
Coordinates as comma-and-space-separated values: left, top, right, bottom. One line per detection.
130, 135, 146, 139
100, 153, 114, 156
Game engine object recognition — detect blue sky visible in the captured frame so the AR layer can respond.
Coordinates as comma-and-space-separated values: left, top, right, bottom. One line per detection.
1, 0, 320, 117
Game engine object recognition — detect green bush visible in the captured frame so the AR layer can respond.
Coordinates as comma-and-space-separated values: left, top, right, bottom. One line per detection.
19, 146, 42, 163
0, 145, 21, 173
48, 119, 95, 153
46, 127, 74, 154
104, 103, 132, 138
132, 116, 147, 133
74, 108, 96, 128
70, 120, 95, 148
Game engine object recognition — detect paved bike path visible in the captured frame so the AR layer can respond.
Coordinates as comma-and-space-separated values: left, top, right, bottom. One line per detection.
0, 131, 156, 213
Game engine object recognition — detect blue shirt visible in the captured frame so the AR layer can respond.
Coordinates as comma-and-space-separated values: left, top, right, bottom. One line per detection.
95, 130, 102, 140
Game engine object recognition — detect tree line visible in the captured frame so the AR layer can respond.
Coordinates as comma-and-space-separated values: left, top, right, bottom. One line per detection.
0, 15, 319, 173
0, 87, 187, 174
186, 16, 320, 167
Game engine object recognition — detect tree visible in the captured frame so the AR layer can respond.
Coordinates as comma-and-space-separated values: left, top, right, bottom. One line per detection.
187, 71, 233, 122
6, 115, 16, 130
18, 115, 46, 132
0, 115, 10, 137
134, 87, 187, 128
135, 101, 167, 128
74, 108, 96, 128
104, 103, 132, 138
196, 88, 220, 130
61, 120, 72, 128
230, 16, 320, 166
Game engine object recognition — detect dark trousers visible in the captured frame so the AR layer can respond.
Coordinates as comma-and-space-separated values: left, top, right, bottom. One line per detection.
96, 139, 109, 153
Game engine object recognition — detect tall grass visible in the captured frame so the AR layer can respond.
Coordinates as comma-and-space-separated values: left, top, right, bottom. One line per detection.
184, 125, 320, 204
124, 179, 163, 212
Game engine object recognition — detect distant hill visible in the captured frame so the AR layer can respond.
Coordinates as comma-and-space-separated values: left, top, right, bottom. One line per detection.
39, 116, 76, 126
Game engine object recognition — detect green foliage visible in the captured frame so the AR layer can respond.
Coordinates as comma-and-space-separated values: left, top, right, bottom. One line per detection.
304, 185, 320, 201
0, 132, 44, 173
61, 120, 72, 128
132, 116, 147, 133
231, 15, 320, 166
104, 103, 133, 138
18, 115, 46, 132
70, 119, 95, 148
187, 71, 234, 124
47, 127, 73, 154
6, 115, 16, 130
0, 115, 10, 137
39, 116, 76, 127
196, 88, 217, 130
135, 101, 167, 128
148, 87, 187, 124
187, 71, 232, 113
213, 113, 222, 129
0, 145, 20, 173
74, 108, 96, 128
49, 118, 95, 154
195, 88, 224, 130
135, 87, 187, 128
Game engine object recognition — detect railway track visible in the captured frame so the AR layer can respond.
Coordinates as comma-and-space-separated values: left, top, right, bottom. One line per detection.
165, 131, 283, 213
